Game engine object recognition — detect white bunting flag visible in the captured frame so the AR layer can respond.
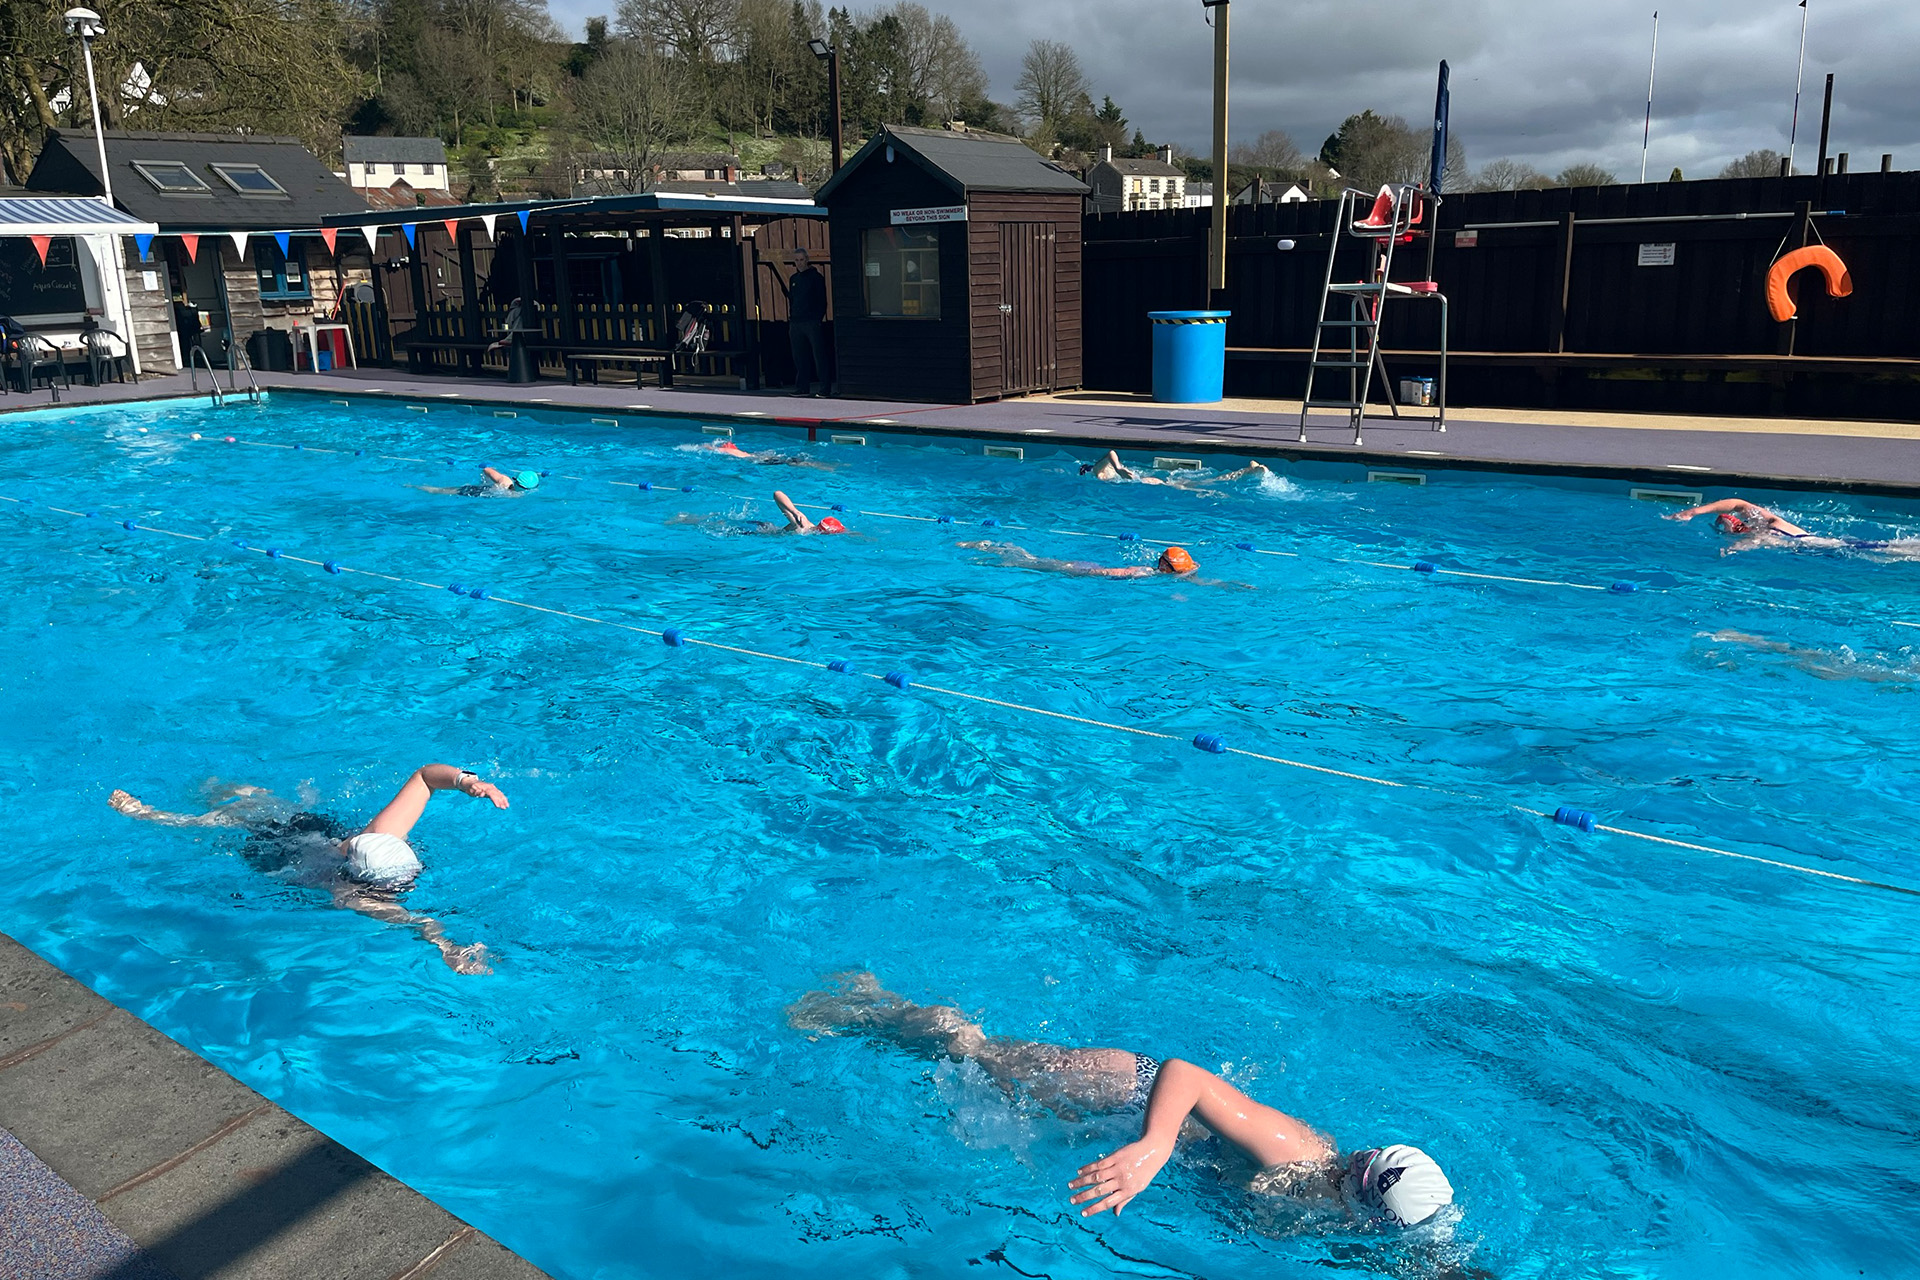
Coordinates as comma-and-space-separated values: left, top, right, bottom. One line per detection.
481, 213, 498, 240
229, 230, 249, 259
360, 225, 380, 253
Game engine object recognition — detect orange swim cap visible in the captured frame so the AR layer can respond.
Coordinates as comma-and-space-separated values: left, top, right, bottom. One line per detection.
818, 516, 847, 534
716, 441, 747, 455
1159, 546, 1197, 573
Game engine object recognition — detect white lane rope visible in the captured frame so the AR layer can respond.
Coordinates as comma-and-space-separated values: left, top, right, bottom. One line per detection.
8, 495, 1914, 901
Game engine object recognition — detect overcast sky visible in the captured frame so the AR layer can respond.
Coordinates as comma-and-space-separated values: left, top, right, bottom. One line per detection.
549, 0, 1918, 179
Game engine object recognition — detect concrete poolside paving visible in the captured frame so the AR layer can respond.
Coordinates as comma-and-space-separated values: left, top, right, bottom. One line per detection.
0, 933, 549, 1280
6, 366, 1920, 493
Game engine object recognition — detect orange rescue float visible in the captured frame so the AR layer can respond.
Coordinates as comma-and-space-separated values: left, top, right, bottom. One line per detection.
1766, 244, 1853, 322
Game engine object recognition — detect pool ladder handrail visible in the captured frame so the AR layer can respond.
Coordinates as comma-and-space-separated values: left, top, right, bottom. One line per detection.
188, 345, 224, 407
228, 345, 262, 404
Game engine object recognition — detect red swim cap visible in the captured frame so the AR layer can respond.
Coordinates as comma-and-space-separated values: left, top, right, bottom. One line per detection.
818, 516, 846, 534
716, 441, 747, 455
1715, 513, 1751, 535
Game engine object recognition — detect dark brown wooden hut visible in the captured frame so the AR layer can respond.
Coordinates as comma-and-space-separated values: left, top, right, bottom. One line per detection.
814, 126, 1088, 402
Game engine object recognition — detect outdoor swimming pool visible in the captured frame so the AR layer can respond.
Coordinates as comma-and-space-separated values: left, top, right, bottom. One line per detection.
4, 392, 1917, 1279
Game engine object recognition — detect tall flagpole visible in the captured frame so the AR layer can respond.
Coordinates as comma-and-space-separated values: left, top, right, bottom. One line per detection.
1640, 11, 1659, 182
1787, 0, 1809, 174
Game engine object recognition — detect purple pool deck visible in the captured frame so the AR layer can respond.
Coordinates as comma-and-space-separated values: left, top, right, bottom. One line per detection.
5, 367, 1919, 494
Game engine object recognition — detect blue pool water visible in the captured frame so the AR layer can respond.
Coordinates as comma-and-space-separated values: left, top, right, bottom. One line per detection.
3, 393, 1918, 1279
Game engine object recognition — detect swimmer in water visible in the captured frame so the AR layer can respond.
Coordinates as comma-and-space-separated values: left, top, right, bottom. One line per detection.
107, 764, 508, 974
668, 489, 847, 535
1668, 498, 1920, 558
709, 439, 832, 469
1700, 629, 1918, 683
787, 972, 1454, 1227
1080, 450, 1271, 487
959, 540, 1199, 579
416, 467, 541, 498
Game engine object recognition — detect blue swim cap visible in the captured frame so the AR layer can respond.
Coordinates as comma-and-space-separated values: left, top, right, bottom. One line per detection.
514, 470, 541, 490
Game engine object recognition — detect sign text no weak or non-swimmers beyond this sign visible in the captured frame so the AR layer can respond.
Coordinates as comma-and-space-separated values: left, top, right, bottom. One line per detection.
890, 205, 968, 226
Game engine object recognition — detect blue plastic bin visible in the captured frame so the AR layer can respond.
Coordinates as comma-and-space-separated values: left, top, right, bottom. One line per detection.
316, 350, 334, 372
1148, 310, 1230, 403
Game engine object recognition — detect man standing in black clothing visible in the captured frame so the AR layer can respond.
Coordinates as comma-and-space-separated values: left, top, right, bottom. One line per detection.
786, 247, 830, 397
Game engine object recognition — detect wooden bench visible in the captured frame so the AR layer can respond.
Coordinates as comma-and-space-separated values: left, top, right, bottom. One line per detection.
563, 350, 671, 387
398, 335, 495, 374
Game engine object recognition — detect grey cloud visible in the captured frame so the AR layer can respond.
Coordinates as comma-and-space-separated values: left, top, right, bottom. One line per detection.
547, 0, 1920, 176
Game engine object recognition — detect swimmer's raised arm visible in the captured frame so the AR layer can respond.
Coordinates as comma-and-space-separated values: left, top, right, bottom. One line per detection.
772, 489, 814, 532
481, 466, 514, 488
360, 765, 508, 841
1668, 498, 1759, 522
1068, 1059, 1332, 1217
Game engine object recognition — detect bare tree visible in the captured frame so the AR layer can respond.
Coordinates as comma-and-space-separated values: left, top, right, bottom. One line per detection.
888, 4, 987, 122
616, 0, 741, 62
1230, 129, 1304, 174
1556, 162, 1618, 188
568, 39, 700, 193
1720, 149, 1787, 179
1318, 110, 1428, 191
1014, 39, 1087, 134
1471, 157, 1553, 191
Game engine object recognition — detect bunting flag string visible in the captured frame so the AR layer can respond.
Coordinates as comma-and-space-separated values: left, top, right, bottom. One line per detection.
320, 227, 338, 254
481, 213, 498, 239
133, 233, 154, 261
517, 210, 530, 233
29, 235, 52, 267
228, 230, 249, 260
442, 218, 459, 242
360, 225, 380, 253
181, 234, 200, 264
402, 223, 417, 248
273, 232, 292, 257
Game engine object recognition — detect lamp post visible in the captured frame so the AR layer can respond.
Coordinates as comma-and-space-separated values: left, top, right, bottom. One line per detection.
807, 37, 844, 173
1201, 0, 1230, 304
64, 7, 112, 208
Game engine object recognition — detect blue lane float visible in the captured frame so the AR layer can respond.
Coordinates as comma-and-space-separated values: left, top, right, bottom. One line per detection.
447, 582, 466, 594
324, 561, 343, 574
1610, 581, 1639, 594
981, 517, 999, 527
1414, 561, 1438, 574
467, 587, 489, 600
121, 520, 136, 531
1119, 532, 1140, 542
1234, 541, 1255, 551
266, 548, 283, 559
681, 486, 695, 493
831, 504, 848, 512
1553, 806, 1598, 833
885, 671, 912, 690
937, 515, 954, 524
1193, 732, 1228, 753
662, 628, 686, 647
827, 659, 855, 674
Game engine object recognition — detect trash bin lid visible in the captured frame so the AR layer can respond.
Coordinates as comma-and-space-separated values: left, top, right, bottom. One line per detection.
1147, 310, 1231, 322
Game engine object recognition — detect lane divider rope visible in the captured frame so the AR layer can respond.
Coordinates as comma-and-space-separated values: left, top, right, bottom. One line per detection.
8, 494, 1912, 900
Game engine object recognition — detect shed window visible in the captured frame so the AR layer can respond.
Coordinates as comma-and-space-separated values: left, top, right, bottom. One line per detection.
255, 240, 310, 300
861, 226, 940, 319
211, 164, 288, 197
422, 163, 437, 176
131, 160, 210, 194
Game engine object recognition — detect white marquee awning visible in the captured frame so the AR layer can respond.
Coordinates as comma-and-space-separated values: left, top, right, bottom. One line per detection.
0, 196, 158, 237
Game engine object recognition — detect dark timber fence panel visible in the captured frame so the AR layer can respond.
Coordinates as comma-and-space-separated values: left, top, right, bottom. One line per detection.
1083, 171, 1920, 419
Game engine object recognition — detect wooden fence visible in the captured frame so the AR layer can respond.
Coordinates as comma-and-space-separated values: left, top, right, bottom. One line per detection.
1083, 170, 1920, 419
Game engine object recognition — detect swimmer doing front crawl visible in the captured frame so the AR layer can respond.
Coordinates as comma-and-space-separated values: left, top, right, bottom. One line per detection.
108, 764, 507, 974
1081, 450, 1271, 486
415, 466, 541, 498
959, 539, 1202, 580
788, 973, 1454, 1227
1669, 497, 1920, 558
669, 488, 847, 535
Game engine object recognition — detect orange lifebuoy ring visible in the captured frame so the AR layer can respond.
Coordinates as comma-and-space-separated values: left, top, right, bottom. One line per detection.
1766, 244, 1853, 322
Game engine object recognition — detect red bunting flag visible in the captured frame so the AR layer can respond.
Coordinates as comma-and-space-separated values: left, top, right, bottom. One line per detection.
181, 234, 200, 263
320, 227, 338, 254
443, 218, 460, 242
29, 235, 52, 266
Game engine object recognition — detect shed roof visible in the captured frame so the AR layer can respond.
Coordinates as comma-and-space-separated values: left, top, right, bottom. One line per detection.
342, 136, 448, 165
815, 126, 1088, 203
25, 130, 369, 231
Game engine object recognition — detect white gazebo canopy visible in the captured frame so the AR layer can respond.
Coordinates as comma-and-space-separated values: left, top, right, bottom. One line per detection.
0, 195, 157, 237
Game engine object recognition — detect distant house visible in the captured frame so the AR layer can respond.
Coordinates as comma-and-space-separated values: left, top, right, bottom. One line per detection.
1231, 179, 1310, 205
1180, 181, 1214, 209
26, 129, 370, 372
1085, 146, 1187, 213
572, 152, 750, 195
342, 137, 450, 194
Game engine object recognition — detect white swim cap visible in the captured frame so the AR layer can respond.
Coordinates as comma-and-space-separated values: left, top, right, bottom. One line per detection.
342, 832, 422, 886
1344, 1145, 1454, 1226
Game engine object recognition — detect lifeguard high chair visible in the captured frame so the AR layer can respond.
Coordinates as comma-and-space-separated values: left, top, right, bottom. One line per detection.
1298, 183, 1450, 446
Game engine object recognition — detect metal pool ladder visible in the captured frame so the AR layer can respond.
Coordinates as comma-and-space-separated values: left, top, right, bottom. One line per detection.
230, 346, 262, 404
189, 346, 224, 407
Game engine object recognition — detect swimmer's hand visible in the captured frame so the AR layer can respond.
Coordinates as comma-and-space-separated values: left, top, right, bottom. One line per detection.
456, 773, 510, 809
1068, 1138, 1171, 1217
439, 941, 493, 975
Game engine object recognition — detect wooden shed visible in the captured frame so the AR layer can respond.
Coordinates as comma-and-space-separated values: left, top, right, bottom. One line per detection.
814, 125, 1088, 402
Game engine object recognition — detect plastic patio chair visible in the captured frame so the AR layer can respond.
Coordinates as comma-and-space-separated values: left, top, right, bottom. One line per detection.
18, 333, 71, 393
83, 328, 133, 385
